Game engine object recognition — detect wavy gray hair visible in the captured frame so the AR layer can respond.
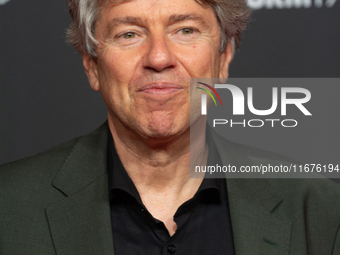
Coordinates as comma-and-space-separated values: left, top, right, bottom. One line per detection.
66, 0, 251, 59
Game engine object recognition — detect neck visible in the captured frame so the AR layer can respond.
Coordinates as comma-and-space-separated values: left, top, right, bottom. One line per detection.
108, 115, 208, 195
108, 115, 208, 236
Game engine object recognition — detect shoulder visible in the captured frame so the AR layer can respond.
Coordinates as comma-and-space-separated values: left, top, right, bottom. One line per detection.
269, 178, 340, 254
0, 121, 109, 198
212, 129, 340, 213
269, 177, 340, 213
0, 136, 80, 187
0, 136, 82, 209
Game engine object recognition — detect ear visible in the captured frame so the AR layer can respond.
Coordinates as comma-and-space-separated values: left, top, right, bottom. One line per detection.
82, 54, 100, 92
219, 39, 233, 81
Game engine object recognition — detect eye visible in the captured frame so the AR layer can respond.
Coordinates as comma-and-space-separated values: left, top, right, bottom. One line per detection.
123, 32, 136, 39
113, 30, 143, 46
180, 28, 195, 35
182, 28, 195, 35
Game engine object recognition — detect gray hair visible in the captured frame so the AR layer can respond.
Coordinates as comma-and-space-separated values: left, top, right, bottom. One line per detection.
67, 0, 251, 59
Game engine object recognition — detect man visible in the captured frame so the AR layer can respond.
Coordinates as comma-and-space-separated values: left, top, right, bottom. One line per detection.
1, 0, 339, 254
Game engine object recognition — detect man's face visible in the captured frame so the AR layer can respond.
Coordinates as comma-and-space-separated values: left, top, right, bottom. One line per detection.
84, 0, 232, 140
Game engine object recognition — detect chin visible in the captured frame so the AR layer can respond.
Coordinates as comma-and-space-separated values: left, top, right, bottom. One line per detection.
145, 122, 176, 139
141, 118, 188, 140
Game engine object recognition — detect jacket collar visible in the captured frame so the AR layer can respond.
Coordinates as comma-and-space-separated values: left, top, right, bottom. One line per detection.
47, 122, 291, 255
212, 130, 291, 255
51, 122, 109, 196
46, 122, 115, 255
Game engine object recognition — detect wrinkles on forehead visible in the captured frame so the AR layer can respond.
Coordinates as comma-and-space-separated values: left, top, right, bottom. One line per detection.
99, 0, 210, 7
98, 0, 211, 15
104, 13, 209, 40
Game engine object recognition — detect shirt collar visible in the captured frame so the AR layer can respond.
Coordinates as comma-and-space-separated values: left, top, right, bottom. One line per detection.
107, 133, 142, 203
107, 128, 224, 203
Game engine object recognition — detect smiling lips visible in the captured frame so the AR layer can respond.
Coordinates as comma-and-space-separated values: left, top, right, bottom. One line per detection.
138, 83, 183, 95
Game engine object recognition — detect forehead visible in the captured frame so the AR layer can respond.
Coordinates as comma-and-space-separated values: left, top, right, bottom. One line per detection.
98, 0, 215, 24
100, 0, 208, 8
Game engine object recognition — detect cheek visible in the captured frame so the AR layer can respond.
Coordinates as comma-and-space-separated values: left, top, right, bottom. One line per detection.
97, 48, 143, 103
95, 59, 129, 109
103, 51, 138, 84
179, 44, 217, 77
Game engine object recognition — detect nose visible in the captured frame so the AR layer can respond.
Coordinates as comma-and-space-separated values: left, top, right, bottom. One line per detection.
142, 34, 177, 72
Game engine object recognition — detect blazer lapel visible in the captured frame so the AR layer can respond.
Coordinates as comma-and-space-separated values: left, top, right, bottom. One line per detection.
45, 123, 115, 255
45, 123, 292, 255
227, 179, 291, 255
212, 131, 292, 255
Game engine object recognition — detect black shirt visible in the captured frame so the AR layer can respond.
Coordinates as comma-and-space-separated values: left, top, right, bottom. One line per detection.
107, 132, 235, 255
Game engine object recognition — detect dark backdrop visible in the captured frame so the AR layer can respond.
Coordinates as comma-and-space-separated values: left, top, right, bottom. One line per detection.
1, 0, 339, 164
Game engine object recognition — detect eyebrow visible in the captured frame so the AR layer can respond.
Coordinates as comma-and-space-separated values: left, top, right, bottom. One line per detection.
168, 14, 207, 26
105, 16, 145, 38
105, 13, 207, 38
110, 16, 145, 27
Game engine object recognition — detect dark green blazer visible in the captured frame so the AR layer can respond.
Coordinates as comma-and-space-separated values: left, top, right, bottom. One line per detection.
1, 122, 340, 255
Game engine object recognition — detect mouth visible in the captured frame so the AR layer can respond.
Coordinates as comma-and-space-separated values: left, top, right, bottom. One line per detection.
138, 83, 183, 95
